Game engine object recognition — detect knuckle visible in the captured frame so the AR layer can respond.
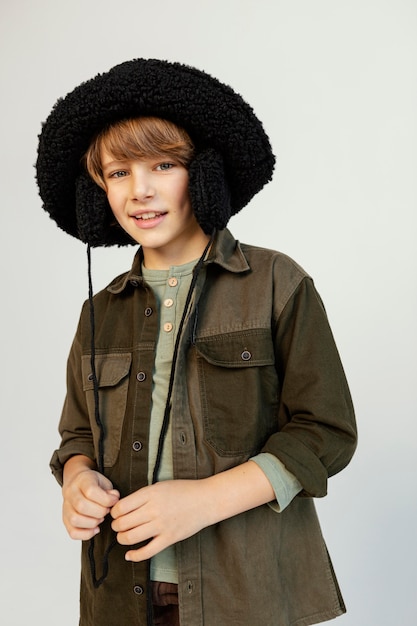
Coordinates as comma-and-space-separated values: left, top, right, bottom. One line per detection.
83, 484, 96, 500
118, 530, 134, 545
68, 513, 80, 528
67, 527, 80, 540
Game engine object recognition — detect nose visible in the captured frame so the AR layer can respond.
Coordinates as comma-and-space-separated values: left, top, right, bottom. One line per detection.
130, 168, 154, 201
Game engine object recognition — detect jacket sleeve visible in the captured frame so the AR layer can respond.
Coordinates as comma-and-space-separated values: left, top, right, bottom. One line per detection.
262, 275, 357, 497
49, 305, 96, 486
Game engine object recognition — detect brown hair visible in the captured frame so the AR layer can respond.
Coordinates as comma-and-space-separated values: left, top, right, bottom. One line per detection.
84, 116, 195, 188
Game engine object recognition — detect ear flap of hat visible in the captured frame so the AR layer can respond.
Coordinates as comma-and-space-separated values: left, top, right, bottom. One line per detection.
75, 173, 134, 246
188, 149, 231, 235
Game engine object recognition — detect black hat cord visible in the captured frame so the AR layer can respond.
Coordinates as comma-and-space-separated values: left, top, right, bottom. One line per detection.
151, 233, 213, 484
86, 243, 118, 588
87, 243, 104, 474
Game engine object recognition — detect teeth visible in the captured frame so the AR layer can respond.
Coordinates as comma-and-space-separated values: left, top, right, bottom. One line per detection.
136, 212, 160, 220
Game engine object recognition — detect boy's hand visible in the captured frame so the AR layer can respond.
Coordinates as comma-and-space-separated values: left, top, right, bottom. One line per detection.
110, 480, 208, 562
62, 455, 120, 541
110, 461, 275, 562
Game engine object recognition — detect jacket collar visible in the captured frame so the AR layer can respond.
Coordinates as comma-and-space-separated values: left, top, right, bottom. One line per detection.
107, 229, 250, 295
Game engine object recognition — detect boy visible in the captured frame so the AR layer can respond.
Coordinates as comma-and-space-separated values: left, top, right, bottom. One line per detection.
37, 59, 357, 626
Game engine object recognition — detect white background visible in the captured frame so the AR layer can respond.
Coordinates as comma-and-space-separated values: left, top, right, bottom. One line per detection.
1, 1, 416, 624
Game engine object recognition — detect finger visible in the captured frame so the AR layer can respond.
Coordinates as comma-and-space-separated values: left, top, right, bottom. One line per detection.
63, 507, 104, 539
113, 519, 156, 547
82, 483, 120, 508
124, 536, 165, 562
66, 524, 101, 541
111, 506, 152, 532
69, 492, 112, 520
111, 488, 148, 518
64, 503, 105, 529
64, 505, 108, 528
96, 473, 117, 491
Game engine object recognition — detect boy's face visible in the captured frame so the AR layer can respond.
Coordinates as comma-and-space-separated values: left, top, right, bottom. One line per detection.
101, 148, 210, 269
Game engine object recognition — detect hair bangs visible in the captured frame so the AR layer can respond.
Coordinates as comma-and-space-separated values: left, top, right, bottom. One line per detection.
85, 117, 194, 188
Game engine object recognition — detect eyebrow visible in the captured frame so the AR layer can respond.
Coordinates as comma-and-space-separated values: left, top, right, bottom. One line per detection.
102, 159, 129, 172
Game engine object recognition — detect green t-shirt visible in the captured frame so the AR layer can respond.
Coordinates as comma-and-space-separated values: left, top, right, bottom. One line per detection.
142, 259, 196, 583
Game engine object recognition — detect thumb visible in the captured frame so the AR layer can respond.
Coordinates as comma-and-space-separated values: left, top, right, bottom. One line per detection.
96, 472, 116, 492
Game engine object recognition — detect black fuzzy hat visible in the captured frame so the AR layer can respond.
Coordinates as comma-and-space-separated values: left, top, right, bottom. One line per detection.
36, 58, 275, 246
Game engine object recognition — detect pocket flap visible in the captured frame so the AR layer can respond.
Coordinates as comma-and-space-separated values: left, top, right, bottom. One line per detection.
82, 353, 132, 390
194, 329, 275, 368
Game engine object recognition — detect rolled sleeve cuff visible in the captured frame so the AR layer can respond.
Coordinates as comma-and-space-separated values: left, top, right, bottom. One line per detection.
250, 452, 303, 512
50, 443, 95, 486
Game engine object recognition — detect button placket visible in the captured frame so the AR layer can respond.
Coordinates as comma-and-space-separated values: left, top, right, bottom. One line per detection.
160, 274, 180, 339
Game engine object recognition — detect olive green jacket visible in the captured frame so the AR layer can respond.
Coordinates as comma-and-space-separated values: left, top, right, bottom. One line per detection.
50, 229, 357, 626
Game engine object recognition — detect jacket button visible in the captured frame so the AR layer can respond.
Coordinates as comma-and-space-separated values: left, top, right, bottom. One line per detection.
144, 307, 153, 317
132, 441, 143, 452
136, 371, 146, 382
130, 280, 139, 287
241, 350, 252, 361
133, 585, 144, 595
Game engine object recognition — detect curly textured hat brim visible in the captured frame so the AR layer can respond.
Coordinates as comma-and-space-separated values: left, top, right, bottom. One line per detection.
36, 58, 275, 245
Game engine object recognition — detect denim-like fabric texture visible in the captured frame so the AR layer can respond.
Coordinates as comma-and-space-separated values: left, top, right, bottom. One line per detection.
50, 229, 356, 625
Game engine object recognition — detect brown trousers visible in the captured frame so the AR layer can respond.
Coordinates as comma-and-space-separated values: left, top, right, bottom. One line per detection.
152, 582, 180, 626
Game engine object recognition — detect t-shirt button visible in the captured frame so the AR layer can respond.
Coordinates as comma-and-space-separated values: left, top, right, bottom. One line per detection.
168, 277, 178, 287
163, 322, 173, 333
164, 298, 174, 308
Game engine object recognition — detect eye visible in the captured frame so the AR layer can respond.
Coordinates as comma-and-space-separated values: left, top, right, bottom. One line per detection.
109, 170, 128, 178
156, 162, 175, 171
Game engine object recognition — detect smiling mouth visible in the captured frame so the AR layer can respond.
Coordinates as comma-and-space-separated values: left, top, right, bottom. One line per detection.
134, 211, 166, 221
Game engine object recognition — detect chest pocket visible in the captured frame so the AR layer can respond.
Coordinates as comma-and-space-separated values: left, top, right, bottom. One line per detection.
82, 353, 132, 467
194, 329, 278, 456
